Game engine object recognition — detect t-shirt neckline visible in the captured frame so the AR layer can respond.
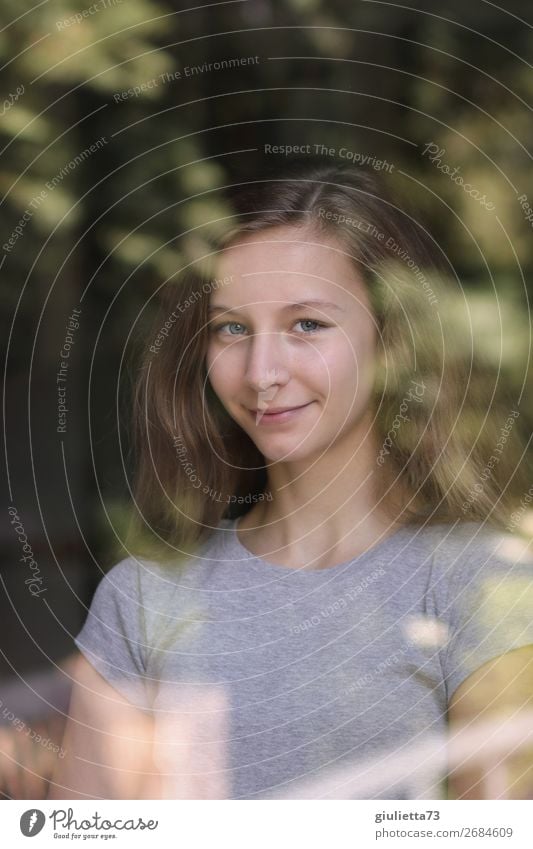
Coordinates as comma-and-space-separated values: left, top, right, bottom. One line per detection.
227, 516, 411, 575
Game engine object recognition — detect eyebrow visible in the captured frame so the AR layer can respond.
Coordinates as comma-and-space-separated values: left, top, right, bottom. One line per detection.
208, 299, 345, 315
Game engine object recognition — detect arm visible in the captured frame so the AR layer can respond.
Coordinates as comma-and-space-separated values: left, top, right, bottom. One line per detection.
48, 653, 161, 799
447, 645, 533, 799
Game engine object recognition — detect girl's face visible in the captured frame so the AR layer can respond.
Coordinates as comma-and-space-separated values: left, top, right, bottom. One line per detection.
206, 226, 379, 464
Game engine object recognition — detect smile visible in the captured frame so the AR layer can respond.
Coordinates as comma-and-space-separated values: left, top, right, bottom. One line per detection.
248, 402, 314, 425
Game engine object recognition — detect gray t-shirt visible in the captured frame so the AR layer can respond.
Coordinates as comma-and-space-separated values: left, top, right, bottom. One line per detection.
75, 517, 533, 799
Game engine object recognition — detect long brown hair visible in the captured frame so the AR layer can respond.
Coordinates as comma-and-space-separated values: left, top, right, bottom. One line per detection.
123, 159, 526, 563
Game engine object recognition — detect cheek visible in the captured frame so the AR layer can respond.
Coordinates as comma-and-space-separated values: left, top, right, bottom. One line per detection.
321, 337, 377, 407
205, 343, 241, 398
320, 336, 367, 379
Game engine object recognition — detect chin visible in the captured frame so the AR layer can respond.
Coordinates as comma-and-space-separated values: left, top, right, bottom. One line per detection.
256, 439, 319, 464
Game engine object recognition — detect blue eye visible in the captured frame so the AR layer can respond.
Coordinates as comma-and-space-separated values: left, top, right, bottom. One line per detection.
211, 321, 246, 335
295, 319, 325, 333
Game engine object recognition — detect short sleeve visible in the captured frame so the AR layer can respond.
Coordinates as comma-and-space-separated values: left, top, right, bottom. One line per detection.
438, 528, 533, 702
74, 558, 152, 709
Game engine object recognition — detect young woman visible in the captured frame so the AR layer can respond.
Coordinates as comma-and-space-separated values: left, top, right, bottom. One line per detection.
51, 160, 533, 800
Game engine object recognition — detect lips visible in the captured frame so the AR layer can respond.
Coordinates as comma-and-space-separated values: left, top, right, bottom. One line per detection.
252, 405, 306, 414
247, 402, 313, 425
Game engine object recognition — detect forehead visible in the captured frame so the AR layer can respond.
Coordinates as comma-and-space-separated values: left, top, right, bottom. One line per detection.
213, 226, 368, 302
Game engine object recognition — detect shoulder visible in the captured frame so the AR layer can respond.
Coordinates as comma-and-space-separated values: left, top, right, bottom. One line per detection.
92, 554, 163, 606
429, 523, 533, 703
95, 520, 235, 599
402, 520, 533, 626
428, 521, 533, 591
88, 555, 141, 607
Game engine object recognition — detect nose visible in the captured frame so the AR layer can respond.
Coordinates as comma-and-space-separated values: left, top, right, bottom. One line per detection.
243, 331, 291, 398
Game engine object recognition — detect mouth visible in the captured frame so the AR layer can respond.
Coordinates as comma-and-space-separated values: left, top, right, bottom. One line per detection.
247, 402, 314, 425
